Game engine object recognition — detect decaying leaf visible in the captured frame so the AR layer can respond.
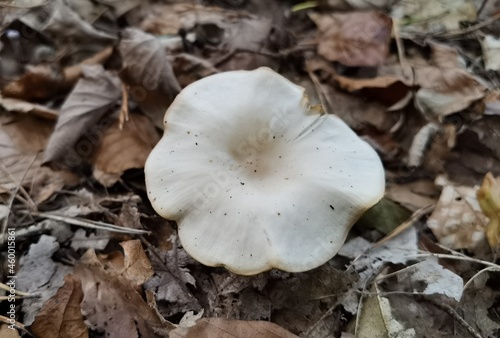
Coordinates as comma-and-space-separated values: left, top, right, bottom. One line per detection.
337, 228, 418, 313
0, 114, 53, 191
356, 284, 416, 338
75, 248, 172, 338
119, 240, 154, 288
144, 236, 201, 318
169, 318, 299, 338
427, 176, 488, 252
92, 113, 160, 187
390, 257, 463, 301
310, 11, 392, 67
481, 35, 500, 71
31, 274, 88, 338
393, 0, 477, 33
477, 172, 500, 247
0, 95, 58, 119
17, 235, 72, 325
119, 28, 181, 129
43, 65, 121, 169
0, 324, 21, 338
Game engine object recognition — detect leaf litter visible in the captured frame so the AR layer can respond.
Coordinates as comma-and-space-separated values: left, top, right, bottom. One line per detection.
1, 0, 500, 337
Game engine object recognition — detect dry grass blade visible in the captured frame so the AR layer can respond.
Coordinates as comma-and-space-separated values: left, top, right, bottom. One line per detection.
27, 211, 150, 235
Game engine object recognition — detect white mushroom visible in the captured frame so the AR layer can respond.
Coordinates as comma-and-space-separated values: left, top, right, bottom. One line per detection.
145, 68, 385, 275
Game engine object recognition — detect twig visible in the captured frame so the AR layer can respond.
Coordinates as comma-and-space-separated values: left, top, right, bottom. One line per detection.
440, 12, 500, 38
0, 282, 30, 297
1, 155, 37, 244
25, 211, 151, 235
407, 253, 500, 269
372, 204, 435, 248
427, 299, 484, 338
119, 83, 129, 130
0, 315, 31, 336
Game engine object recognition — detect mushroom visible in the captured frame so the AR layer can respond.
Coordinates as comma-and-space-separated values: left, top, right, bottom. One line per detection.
145, 67, 385, 275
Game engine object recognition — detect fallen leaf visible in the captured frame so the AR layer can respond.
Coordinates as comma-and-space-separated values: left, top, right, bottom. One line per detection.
92, 113, 160, 187
338, 228, 418, 313
477, 172, 500, 247
390, 257, 464, 301
310, 11, 392, 67
70, 228, 110, 251
481, 35, 500, 71
1, 64, 63, 101
0, 95, 58, 119
0, 325, 21, 338
120, 240, 154, 288
356, 284, 416, 338
144, 235, 201, 318
414, 67, 486, 119
461, 272, 500, 337
119, 28, 181, 129
19, 0, 115, 54
393, 0, 477, 33
43, 65, 121, 169
0, 114, 53, 192
427, 176, 488, 252
74, 249, 172, 338
385, 180, 439, 212
355, 197, 412, 235
31, 274, 88, 338
17, 235, 72, 325
169, 318, 299, 338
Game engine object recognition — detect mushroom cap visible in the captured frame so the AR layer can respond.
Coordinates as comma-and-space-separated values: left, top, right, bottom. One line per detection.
145, 68, 385, 275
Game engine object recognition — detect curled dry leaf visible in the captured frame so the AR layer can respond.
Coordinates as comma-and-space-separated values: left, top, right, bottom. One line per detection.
309, 11, 392, 67
75, 248, 172, 338
477, 172, 500, 247
0, 325, 21, 338
43, 65, 121, 169
169, 318, 299, 338
119, 28, 181, 129
31, 274, 88, 338
92, 113, 160, 187
427, 176, 488, 252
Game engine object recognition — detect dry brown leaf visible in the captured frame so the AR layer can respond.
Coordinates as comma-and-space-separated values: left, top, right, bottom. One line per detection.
0, 95, 59, 119
1, 64, 64, 101
31, 274, 88, 338
120, 240, 154, 288
386, 180, 439, 211
0, 113, 79, 203
169, 318, 299, 338
310, 11, 392, 67
414, 67, 486, 119
92, 113, 159, 187
75, 249, 172, 338
427, 177, 489, 252
119, 28, 181, 129
43, 65, 121, 169
0, 325, 21, 338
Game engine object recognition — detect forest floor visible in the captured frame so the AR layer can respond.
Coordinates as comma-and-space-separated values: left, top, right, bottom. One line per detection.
1, 0, 500, 337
